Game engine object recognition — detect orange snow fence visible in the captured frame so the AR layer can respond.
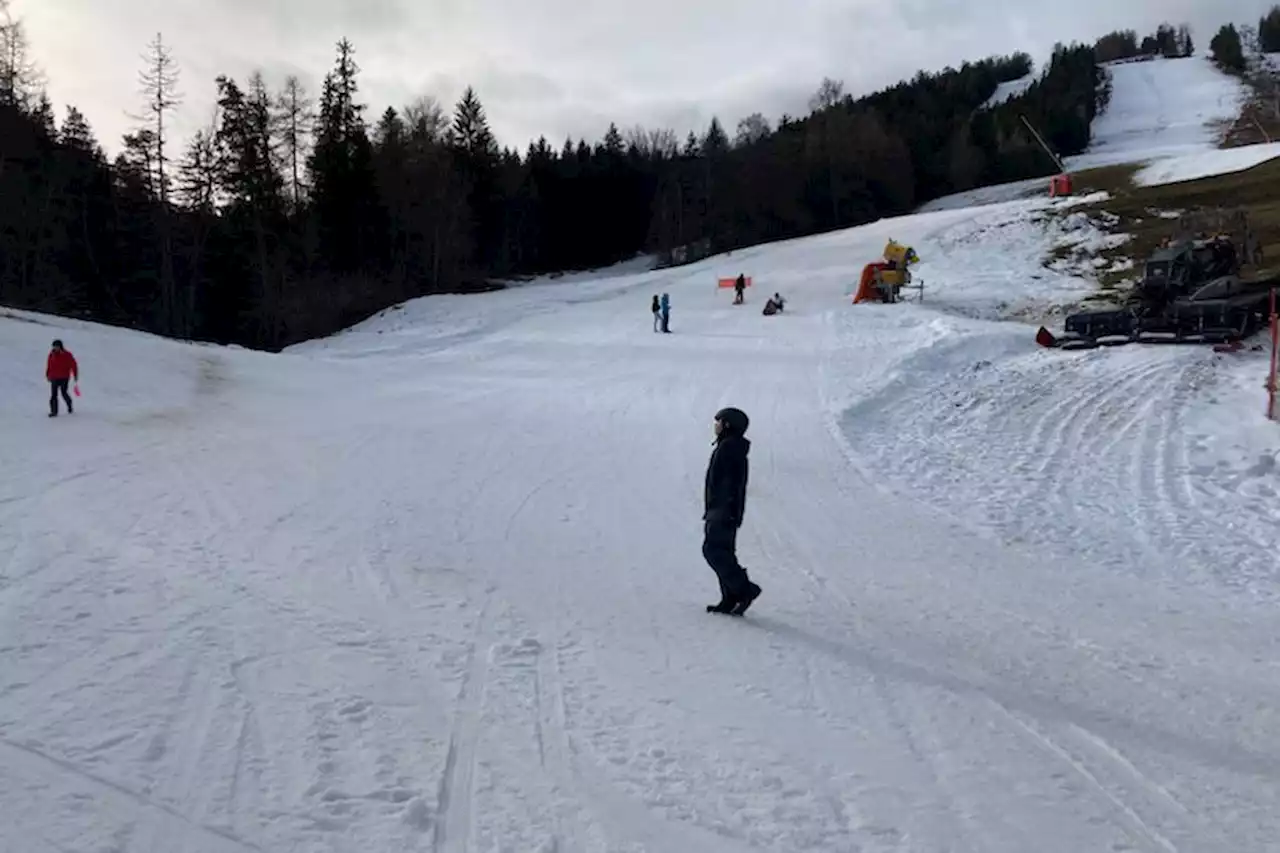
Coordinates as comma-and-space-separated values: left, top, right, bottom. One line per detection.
718, 276, 752, 288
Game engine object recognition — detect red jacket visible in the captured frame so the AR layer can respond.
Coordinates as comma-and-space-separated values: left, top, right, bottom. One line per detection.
47, 349, 78, 381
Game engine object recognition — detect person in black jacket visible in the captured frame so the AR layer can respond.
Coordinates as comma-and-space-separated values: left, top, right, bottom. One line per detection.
702, 406, 762, 615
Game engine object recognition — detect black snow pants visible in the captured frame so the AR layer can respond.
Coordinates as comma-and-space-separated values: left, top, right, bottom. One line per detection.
702, 517, 753, 602
49, 379, 72, 415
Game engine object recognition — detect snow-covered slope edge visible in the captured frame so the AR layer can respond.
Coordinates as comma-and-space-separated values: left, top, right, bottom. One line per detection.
819, 197, 1280, 604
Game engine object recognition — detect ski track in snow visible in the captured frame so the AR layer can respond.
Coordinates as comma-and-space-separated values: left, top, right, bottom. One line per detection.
3, 166, 1280, 848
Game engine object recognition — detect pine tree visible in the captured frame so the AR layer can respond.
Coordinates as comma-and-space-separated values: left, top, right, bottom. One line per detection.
450, 87, 497, 156
1210, 24, 1246, 74
177, 129, 218, 213
60, 106, 98, 155
214, 73, 288, 344
308, 38, 379, 273
450, 87, 501, 269
1260, 6, 1280, 52
602, 122, 624, 154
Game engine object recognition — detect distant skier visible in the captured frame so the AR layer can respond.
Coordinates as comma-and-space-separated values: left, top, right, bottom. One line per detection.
660, 293, 671, 333
651, 294, 661, 332
702, 406, 762, 615
733, 274, 746, 305
46, 338, 78, 417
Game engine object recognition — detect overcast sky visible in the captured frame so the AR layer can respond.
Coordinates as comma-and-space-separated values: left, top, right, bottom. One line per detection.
11, 0, 1276, 158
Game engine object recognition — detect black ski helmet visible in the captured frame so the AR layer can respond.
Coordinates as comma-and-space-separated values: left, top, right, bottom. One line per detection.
714, 406, 749, 434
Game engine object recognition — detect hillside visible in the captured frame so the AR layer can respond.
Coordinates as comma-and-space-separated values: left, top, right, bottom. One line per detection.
1068, 55, 1248, 170
921, 54, 1253, 214
0, 12, 1094, 354
5, 15, 1280, 852
3, 177, 1279, 850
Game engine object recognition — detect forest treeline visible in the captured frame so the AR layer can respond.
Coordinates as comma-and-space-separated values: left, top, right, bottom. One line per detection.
0, 3, 1252, 350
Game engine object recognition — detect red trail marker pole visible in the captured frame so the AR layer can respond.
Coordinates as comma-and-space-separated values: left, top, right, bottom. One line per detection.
1268, 288, 1278, 421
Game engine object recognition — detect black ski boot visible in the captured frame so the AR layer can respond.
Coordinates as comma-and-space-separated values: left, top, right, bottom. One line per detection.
706, 599, 738, 615
730, 583, 761, 616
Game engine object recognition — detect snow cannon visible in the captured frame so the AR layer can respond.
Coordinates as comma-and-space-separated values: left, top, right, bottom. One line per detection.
853, 239, 921, 304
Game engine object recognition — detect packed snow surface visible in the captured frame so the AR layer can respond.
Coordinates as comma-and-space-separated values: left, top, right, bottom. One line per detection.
2, 191, 1279, 852
914, 176, 1047, 214
921, 55, 1251, 214
979, 73, 1035, 110
1067, 56, 1248, 171
1133, 140, 1280, 186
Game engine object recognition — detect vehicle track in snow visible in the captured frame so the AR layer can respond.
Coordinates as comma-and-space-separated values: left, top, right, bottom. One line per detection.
831, 325, 1280, 601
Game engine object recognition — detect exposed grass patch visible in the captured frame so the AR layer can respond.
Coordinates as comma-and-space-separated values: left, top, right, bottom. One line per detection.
1222, 67, 1280, 149
1040, 156, 1280, 307
1071, 163, 1142, 196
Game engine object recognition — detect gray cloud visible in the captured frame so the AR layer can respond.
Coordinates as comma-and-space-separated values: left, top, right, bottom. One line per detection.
11, 0, 1276, 158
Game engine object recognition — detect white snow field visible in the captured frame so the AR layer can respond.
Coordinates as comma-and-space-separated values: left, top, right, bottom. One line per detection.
1132, 140, 1280, 186
979, 73, 1036, 110
3, 189, 1280, 852
923, 55, 1257, 215
1066, 55, 1249, 171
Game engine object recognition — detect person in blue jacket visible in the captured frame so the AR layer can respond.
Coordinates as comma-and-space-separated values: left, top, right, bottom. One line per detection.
659, 293, 671, 333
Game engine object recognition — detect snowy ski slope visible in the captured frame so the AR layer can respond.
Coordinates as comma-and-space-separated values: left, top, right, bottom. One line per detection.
923, 55, 1264, 214
1066, 55, 1248, 171
2, 180, 1279, 851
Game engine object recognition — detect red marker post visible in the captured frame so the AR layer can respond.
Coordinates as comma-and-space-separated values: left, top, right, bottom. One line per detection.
1268, 288, 1278, 421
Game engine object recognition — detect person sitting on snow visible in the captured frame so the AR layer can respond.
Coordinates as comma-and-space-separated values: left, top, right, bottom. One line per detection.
762, 293, 785, 316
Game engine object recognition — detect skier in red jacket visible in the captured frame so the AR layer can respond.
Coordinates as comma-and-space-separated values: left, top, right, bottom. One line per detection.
46, 339, 78, 417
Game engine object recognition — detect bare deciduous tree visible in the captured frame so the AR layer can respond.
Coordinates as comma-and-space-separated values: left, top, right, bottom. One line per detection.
735, 112, 772, 147
132, 32, 182, 204
403, 94, 447, 142
0, 0, 42, 109
129, 33, 183, 333
273, 75, 316, 209
808, 77, 844, 113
